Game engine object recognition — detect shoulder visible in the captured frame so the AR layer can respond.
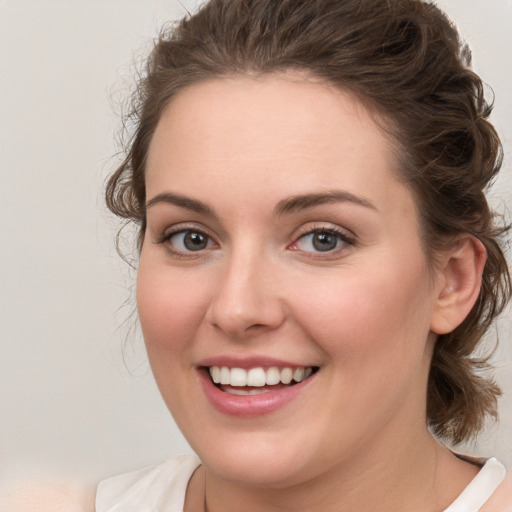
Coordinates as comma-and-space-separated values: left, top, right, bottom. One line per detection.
95, 453, 201, 512
481, 472, 512, 512
444, 456, 511, 512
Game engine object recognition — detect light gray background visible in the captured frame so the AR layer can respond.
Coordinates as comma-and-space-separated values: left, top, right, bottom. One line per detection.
1, 0, 511, 488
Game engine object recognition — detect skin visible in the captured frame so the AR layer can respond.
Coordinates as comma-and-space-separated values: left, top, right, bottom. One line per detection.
137, 73, 485, 511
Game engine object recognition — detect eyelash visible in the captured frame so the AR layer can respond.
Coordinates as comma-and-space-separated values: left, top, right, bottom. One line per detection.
155, 225, 355, 257
289, 226, 355, 255
155, 225, 217, 258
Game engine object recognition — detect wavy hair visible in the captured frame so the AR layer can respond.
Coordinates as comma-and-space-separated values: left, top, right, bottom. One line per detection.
106, 0, 511, 443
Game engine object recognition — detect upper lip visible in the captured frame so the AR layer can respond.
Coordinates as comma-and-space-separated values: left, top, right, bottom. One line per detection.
198, 356, 317, 369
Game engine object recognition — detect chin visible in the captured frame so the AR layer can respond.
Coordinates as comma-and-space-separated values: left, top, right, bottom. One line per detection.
189, 427, 327, 487
204, 453, 306, 487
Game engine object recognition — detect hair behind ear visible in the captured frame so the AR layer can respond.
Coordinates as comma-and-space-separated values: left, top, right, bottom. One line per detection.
428, 346, 500, 443
427, 234, 509, 443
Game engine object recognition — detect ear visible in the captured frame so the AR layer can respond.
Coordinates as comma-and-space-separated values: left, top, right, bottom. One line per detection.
430, 236, 486, 335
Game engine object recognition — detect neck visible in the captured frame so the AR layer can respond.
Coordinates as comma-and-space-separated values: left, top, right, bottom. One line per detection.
198, 425, 478, 512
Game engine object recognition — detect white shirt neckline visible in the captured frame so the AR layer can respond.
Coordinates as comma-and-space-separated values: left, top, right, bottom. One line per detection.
96, 454, 507, 511
443, 457, 507, 511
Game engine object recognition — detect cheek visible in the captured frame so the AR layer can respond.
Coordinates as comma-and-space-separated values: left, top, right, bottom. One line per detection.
136, 262, 208, 357
291, 260, 433, 367
288, 261, 435, 434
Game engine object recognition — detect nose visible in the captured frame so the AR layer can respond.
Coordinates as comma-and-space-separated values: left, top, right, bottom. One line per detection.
207, 249, 286, 339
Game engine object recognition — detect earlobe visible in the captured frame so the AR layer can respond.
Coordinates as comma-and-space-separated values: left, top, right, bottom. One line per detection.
430, 236, 487, 335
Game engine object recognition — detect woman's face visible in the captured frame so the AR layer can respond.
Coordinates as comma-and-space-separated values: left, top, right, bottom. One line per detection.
138, 74, 443, 486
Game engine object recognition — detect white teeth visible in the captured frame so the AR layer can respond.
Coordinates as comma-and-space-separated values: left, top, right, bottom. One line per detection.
230, 368, 247, 387
220, 366, 230, 385
265, 367, 281, 385
280, 367, 293, 384
247, 367, 266, 387
292, 367, 305, 382
208, 365, 315, 387
210, 366, 220, 384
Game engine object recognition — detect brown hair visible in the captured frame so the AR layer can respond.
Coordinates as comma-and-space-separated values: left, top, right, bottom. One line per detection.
106, 0, 511, 443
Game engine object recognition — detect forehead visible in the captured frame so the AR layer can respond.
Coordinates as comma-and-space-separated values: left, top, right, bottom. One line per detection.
145, 73, 412, 217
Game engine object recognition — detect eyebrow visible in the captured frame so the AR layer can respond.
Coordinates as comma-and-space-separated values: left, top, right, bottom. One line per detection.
274, 190, 377, 216
145, 189, 376, 218
145, 192, 217, 218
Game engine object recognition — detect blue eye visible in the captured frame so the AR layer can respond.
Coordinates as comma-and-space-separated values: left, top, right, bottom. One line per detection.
294, 229, 352, 253
166, 230, 215, 252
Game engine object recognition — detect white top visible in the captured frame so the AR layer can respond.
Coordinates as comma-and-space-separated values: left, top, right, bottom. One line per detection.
444, 457, 507, 511
96, 454, 507, 512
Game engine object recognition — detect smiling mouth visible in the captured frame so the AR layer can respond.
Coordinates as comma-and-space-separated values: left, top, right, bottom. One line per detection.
206, 366, 318, 396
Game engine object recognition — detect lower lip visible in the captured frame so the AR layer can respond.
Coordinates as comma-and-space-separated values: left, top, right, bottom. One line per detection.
198, 369, 315, 417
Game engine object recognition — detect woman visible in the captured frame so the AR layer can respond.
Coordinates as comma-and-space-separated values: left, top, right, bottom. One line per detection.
97, 0, 511, 510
